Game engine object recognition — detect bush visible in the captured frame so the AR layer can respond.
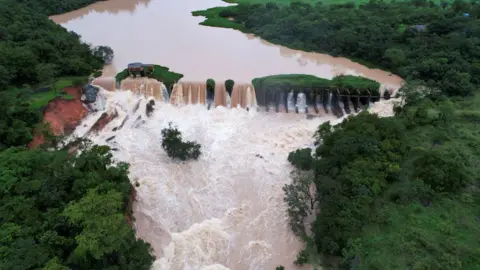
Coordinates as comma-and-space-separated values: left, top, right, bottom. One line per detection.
288, 148, 314, 170
161, 122, 201, 161
384, 89, 391, 100
275, 266, 285, 270
93, 70, 103, 78
72, 78, 85, 87
207, 78, 215, 91
225, 79, 235, 95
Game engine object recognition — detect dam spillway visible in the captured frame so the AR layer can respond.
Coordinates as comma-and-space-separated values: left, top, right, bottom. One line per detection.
92, 76, 391, 119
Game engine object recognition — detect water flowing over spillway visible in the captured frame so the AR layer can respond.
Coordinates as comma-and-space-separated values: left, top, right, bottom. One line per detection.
69, 86, 399, 270
69, 88, 338, 269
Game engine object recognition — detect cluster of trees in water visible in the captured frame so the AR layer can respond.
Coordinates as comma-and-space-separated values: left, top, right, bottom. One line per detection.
0, 0, 157, 269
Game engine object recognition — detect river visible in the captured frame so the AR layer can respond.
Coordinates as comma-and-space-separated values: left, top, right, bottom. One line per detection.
50, 0, 402, 87
51, 1, 403, 269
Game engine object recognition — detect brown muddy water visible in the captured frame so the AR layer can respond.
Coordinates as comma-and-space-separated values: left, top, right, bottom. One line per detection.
50, 0, 402, 88
52, 1, 403, 269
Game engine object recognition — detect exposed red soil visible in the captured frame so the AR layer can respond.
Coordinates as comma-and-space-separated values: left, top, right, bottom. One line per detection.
29, 87, 88, 148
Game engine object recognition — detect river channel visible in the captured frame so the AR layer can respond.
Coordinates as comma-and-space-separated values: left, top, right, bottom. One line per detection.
51, 1, 403, 269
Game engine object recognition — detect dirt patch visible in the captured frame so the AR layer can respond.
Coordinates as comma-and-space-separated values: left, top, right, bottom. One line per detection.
29, 87, 88, 148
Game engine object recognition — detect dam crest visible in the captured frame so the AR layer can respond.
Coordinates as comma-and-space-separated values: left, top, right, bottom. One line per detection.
92, 76, 391, 118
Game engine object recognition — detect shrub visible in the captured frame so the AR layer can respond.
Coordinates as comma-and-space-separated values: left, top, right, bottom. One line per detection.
161, 122, 201, 161
93, 70, 103, 78
225, 79, 235, 96
207, 78, 215, 91
384, 89, 391, 100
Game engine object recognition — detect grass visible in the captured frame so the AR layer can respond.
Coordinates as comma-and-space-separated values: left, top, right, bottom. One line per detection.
358, 196, 480, 269
115, 64, 183, 90
252, 74, 381, 105
27, 76, 88, 110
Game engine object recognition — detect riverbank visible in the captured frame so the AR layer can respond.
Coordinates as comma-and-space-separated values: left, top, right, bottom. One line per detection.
221, 1, 480, 269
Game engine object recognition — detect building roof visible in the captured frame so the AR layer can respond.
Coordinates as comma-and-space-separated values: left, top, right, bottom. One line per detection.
128, 62, 143, 68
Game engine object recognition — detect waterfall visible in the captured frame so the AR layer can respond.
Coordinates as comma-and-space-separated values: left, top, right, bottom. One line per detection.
287, 90, 296, 112
92, 76, 116, 91
214, 83, 227, 107
119, 77, 168, 102
170, 82, 208, 106
171, 83, 185, 105
296, 92, 307, 113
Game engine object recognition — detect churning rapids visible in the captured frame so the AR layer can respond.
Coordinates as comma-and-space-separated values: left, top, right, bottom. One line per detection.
66, 87, 399, 270
51, 0, 404, 268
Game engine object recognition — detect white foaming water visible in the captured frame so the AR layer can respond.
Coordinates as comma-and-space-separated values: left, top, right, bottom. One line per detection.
296, 93, 307, 113
70, 87, 399, 270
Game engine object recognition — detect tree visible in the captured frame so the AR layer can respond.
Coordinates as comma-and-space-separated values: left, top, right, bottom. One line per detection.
161, 122, 201, 161
206, 78, 215, 93
225, 79, 234, 96
92, 46, 114, 65
283, 170, 317, 236
383, 48, 405, 66
36, 63, 59, 86
0, 92, 40, 147
412, 147, 472, 192
0, 64, 12, 90
288, 148, 314, 170
0, 144, 154, 269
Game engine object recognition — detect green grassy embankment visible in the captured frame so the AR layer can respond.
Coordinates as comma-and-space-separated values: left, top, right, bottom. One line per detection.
252, 74, 381, 105
115, 64, 184, 90
17, 76, 88, 111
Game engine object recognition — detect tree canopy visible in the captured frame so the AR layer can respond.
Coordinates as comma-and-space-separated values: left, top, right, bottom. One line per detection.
0, 142, 155, 269
0, 0, 103, 89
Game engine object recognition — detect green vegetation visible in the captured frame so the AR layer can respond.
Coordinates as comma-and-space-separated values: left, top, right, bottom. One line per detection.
27, 76, 88, 110
225, 79, 235, 93
161, 123, 202, 161
194, 1, 480, 97
0, 0, 103, 89
0, 142, 155, 269
115, 64, 183, 90
287, 148, 314, 171
252, 74, 380, 105
0, 0, 156, 269
195, 0, 480, 268
17, 0, 100, 15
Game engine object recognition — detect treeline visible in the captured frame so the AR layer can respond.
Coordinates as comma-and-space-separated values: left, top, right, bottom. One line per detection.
199, 0, 480, 97
286, 92, 480, 268
0, 0, 103, 90
17, 0, 100, 16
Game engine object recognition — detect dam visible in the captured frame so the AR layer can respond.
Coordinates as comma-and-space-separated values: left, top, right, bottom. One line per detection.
92, 76, 389, 118
53, 0, 403, 269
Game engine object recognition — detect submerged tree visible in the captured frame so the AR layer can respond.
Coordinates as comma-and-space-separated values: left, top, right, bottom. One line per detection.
161, 122, 201, 161
283, 170, 318, 237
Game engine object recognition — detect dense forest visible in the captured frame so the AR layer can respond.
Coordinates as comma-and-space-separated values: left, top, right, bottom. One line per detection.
193, 0, 480, 269
0, 0, 156, 269
0, 0, 103, 90
17, 0, 100, 16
